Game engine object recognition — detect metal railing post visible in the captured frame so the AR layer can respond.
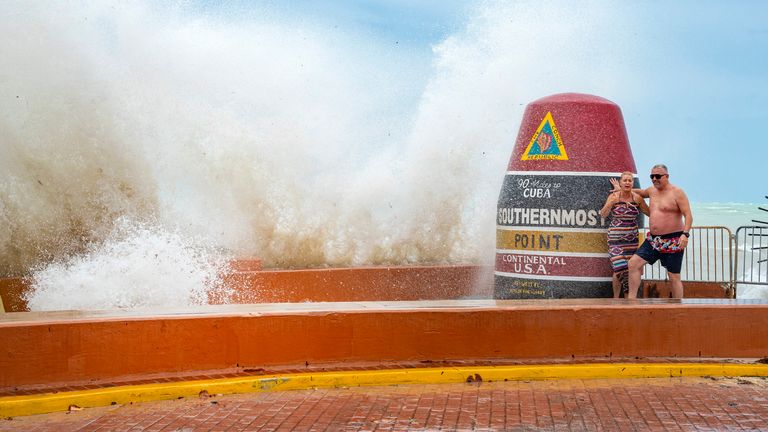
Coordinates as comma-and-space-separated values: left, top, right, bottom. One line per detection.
734, 226, 768, 296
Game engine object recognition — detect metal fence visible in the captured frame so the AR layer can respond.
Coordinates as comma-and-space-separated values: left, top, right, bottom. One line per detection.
734, 226, 768, 291
635, 225, 768, 298
640, 226, 733, 284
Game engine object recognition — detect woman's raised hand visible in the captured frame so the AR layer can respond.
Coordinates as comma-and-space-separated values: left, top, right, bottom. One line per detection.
609, 177, 621, 193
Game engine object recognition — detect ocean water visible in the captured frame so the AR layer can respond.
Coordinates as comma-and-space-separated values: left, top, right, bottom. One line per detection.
690, 202, 768, 232
706, 202, 768, 299
1, 2, 766, 310
682, 203, 768, 300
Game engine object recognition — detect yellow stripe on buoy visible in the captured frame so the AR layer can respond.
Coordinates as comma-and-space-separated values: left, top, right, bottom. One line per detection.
2, 363, 768, 418
496, 228, 607, 253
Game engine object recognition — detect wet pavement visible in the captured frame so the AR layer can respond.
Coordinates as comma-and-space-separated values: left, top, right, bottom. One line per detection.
2, 376, 767, 431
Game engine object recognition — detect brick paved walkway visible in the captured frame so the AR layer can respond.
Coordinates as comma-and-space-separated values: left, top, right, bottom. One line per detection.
2, 376, 767, 431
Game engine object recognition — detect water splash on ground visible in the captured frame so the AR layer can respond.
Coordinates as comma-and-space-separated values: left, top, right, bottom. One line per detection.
25, 218, 232, 310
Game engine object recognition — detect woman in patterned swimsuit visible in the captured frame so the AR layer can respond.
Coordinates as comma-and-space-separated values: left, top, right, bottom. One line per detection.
600, 172, 650, 298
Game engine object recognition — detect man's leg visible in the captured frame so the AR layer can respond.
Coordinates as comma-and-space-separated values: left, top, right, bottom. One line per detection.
627, 255, 647, 299
668, 272, 683, 298
661, 251, 685, 298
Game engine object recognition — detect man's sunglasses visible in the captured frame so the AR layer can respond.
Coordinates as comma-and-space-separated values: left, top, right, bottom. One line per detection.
650, 174, 668, 180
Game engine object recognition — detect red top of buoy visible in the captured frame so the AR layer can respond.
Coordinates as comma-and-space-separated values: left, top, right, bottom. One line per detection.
530, 93, 616, 105
507, 93, 637, 173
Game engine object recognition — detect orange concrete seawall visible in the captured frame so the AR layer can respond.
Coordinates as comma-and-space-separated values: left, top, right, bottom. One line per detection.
221, 265, 493, 303
2, 300, 767, 390
0, 278, 27, 313
0, 260, 493, 312
0, 265, 727, 312
1, 265, 493, 311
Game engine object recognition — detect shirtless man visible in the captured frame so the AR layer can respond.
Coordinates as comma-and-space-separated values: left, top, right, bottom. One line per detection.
613, 164, 693, 298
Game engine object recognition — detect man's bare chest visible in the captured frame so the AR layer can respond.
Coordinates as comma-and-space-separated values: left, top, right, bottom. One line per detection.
650, 192, 679, 213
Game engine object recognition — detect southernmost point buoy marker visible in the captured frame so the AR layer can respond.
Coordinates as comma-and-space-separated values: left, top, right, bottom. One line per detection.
495, 93, 642, 299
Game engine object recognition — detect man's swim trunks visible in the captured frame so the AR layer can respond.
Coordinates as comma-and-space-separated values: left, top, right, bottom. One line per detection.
635, 231, 685, 274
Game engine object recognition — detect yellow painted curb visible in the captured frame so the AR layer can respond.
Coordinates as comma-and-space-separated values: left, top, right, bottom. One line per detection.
2, 362, 768, 418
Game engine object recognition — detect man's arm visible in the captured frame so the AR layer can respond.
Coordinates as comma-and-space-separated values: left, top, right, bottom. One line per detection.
609, 178, 650, 197
677, 188, 693, 249
635, 187, 651, 199
633, 193, 650, 216
677, 189, 693, 232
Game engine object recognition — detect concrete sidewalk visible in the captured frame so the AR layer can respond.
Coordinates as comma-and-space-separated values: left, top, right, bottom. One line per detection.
2, 376, 767, 431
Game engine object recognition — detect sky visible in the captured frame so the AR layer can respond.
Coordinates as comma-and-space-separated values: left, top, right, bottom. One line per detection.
193, 0, 767, 204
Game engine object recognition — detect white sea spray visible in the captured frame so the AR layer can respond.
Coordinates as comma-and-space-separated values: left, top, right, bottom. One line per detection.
6, 1, 767, 308
25, 218, 232, 311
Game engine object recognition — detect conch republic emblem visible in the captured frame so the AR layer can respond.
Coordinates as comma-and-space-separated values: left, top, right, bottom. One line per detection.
495, 93, 642, 299
521, 112, 568, 160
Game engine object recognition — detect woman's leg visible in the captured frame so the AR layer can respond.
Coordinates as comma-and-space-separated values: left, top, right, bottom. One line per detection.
618, 270, 629, 297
